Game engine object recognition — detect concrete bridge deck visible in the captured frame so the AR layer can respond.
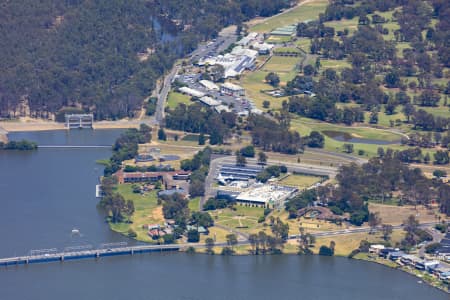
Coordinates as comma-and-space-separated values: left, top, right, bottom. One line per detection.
0, 244, 180, 266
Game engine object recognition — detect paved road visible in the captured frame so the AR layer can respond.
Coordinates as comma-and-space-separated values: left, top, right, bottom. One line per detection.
289, 222, 441, 239
155, 65, 180, 124
304, 147, 367, 165
189, 30, 237, 63
418, 227, 443, 258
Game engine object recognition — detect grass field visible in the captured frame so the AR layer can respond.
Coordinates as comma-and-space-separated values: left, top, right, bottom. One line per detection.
189, 197, 200, 212
291, 117, 403, 141
310, 230, 405, 256
182, 134, 200, 142
251, 0, 329, 33
241, 55, 301, 111
421, 106, 450, 118
210, 205, 265, 234
295, 38, 311, 52
167, 91, 192, 109
110, 185, 163, 243
274, 210, 343, 235
241, 70, 287, 110
319, 59, 351, 71
262, 56, 300, 73
290, 116, 410, 157
280, 174, 322, 188
266, 35, 293, 44
368, 203, 442, 225
324, 17, 358, 34
274, 47, 302, 54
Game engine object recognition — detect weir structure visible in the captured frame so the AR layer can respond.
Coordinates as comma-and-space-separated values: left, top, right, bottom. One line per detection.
65, 114, 94, 129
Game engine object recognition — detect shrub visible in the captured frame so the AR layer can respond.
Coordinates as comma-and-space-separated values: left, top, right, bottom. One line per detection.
163, 234, 175, 244
435, 223, 447, 233
127, 229, 137, 238
318, 245, 334, 256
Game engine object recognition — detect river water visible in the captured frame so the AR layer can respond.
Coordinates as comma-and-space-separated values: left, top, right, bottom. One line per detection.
0, 130, 447, 300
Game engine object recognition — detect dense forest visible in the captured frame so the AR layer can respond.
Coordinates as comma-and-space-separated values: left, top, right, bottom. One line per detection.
0, 0, 292, 120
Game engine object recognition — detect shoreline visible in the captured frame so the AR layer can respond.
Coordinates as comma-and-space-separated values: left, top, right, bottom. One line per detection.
352, 254, 449, 294
110, 223, 449, 294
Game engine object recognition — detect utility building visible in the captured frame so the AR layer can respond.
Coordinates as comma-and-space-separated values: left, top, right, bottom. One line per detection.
220, 83, 245, 97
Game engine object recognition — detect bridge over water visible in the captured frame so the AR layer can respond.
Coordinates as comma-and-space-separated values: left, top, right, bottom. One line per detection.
0, 243, 180, 266
38, 145, 112, 149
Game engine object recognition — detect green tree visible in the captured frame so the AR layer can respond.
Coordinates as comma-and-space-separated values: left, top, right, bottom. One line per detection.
434, 150, 449, 165
163, 234, 175, 244
226, 233, 238, 250
368, 212, 381, 234
343, 143, 354, 153
248, 233, 259, 254
187, 229, 200, 243
402, 103, 416, 123
265, 72, 280, 87
158, 128, 167, 141
236, 151, 247, 166
198, 133, 206, 145
318, 245, 334, 256
381, 224, 393, 241
257, 151, 267, 165
240, 145, 255, 157
205, 237, 215, 254
433, 169, 447, 178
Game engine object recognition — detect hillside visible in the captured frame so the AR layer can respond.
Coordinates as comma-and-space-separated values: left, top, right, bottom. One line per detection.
0, 0, 292, 120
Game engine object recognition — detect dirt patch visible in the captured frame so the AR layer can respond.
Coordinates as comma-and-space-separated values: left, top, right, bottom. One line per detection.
0, 120, 65, 132
369, 203, 444, 225
151, 206, 164, 223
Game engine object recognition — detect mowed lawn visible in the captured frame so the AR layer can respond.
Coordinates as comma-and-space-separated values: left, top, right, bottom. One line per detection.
241, 70, 288, 110
319, 59, 351, 72
291, 117, 403, 141
251, 0, 329, 33
290, 117, 407, 157
110, 184, 164, 242
241, 56, 301, 110
295, 38, 311, 52
209, 205, 265, 233
167, 91, 192, 109
262, 56, 300, 73
323, 17, 359, 34
310, 230, 405, 256
280, 174, 322, 188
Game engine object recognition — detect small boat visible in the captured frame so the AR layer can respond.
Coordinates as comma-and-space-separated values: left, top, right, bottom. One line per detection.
71, 228, 80, 235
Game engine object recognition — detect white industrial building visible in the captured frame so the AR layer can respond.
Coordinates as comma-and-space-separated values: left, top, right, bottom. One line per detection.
251, 42, 274, 55
179, 87, 205, 98
199, 47, 258, 78
236, 32, 259, 47
221, 82, 245, 97
199, 96, 221, 107
215, 105, 231, 113
199, 80, 219, 91
235, 184, 297, 208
